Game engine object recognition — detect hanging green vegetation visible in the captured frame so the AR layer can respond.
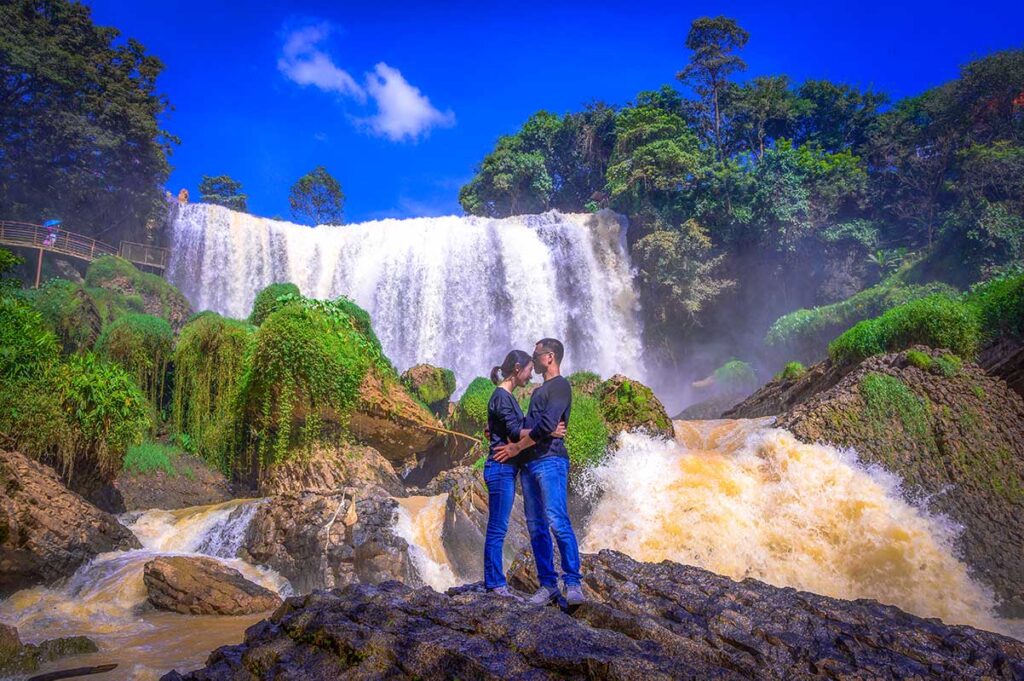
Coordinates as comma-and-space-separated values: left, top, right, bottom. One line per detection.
249, 282, 301, 325
454, 377, 494, 433
0, 296, 59, 382
234, 302, 372, 478
95, 313, 174, 419
172, 312, 255, 474
22, 278, 103, 354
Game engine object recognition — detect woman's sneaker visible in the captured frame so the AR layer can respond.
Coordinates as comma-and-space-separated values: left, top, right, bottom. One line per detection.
488, 585, 523, 601
526, 585, 560, 605
565, 584, 586, 607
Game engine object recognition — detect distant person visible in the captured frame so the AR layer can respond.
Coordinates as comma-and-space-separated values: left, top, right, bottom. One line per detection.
493, 338, 584, 607
177, 188, 189, 205
484, 349, 565, 599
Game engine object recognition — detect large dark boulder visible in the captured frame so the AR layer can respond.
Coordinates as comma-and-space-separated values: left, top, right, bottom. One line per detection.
162, 550, 1024, 680
258, 443, 404, 497
400, 363, 456, 418
596, 374, 674, 439
114, 452, 232, 511
0, 623, 98, 676
143, 556, 282, 616
0, 449, 141, 597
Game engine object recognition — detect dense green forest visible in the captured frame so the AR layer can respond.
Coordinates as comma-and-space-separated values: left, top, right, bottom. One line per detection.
460, 16, 1024, 376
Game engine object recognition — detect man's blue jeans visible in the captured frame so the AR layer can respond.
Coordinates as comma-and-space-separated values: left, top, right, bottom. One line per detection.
520, 455, 581, 588
483, 458, 518, 589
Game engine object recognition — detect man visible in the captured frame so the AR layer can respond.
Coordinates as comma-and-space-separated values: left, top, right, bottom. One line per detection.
494, 338, 584, 607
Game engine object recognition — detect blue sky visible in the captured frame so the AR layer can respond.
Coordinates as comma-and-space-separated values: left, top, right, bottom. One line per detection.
86, 0, 1024, 224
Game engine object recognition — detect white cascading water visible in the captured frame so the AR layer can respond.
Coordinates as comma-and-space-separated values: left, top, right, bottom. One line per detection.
395, 494, 459, 592
580, 419, 1021, 637
166, 204, 646, 391
0, 499, 288, 680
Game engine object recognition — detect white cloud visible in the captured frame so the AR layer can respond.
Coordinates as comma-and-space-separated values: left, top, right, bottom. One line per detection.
278, 24, 365, 102
362, 63, 456, 142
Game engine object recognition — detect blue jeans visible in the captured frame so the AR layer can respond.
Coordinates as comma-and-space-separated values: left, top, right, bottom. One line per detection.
483, 458, 518, 589
520, 456, 581, 588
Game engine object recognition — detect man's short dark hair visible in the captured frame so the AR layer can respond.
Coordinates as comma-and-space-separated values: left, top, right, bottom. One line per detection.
537, 338, 564, 365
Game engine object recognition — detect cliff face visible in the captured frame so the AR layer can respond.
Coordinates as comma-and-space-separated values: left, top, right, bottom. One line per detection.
163, 550, 1024, 681
774, 346, 1024, 615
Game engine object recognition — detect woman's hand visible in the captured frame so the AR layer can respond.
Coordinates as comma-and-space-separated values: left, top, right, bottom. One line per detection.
552, 420, 567, 438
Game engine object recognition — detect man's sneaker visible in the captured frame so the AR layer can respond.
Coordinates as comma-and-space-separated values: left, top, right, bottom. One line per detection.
526, 585, 560, 605
565, 584, 586, 607
488, 585, 523, 601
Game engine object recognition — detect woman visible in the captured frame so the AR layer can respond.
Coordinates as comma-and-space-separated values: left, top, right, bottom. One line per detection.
483, 349, 564, 597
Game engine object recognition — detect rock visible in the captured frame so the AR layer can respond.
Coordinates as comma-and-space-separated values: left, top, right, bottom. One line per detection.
0, 450, 141, 597
240, 487, 416, 593
143, 556, 281, 616
163, 549, 1024, 681
114, 452, 232, 511
723, 356, 851, 418
0, 623, 98, 675
979, 335, 1024, 399
85, 256, 192, 331
401, 364, 456, 418
596, 374, 674, 439
776, 346, 1024, 615
258, 443, 404, 497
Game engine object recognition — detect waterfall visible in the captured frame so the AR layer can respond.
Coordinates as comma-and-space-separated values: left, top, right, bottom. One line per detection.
580, 420, 1018, 636
394, 494, 458, 592
167, 204, 646, 391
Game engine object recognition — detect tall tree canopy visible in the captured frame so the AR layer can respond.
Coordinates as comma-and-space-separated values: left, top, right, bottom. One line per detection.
289, 166, 345, 225
199, 175, 248, 212
0, 0, 175, 243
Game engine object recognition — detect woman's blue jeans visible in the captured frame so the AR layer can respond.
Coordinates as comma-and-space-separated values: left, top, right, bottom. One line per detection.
483, 458, 518, 589
520, 455, 581, 588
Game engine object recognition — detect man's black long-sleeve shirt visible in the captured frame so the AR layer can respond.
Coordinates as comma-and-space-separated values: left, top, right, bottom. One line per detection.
521, 375, 572, 462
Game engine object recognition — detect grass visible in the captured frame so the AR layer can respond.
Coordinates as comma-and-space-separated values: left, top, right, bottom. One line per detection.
858, 372, 933, 449
123, 441, 180, 476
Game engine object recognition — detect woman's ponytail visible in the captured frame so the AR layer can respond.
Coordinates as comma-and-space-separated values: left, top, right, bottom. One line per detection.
490, 365, 503, 385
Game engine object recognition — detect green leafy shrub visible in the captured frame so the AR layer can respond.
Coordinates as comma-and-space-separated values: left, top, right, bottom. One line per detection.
568, 370, 602, 396
0, 353, 150, 481
95, 313, 174, 416
830, 295, 982, 366
123, 441, 179, 476
0, 247, 22, 293
21, 278, 102, 353
234, 303, 372, 477
0, 296, 59, 382
934, 353, 962, 377
713, 360, 758, 392
85, 256, 187, 322
565, 393, 609, 468
401, 365, 456, 409
774, 361, 807, 381
455, 377, 494, 431
248, 282, 301, 325
965, 272, 1024, 341
172, 312, 255, 474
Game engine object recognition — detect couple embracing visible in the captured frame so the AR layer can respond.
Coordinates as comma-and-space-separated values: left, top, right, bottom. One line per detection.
483, 337, 584, 607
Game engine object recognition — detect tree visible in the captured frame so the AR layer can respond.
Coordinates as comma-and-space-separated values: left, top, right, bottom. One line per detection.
726, 75, 798, 158
676, 16, 749, 159
0, 0, 175, 243
289, 166, 345, 225
198, 175, 248, 212
791, 80, 886, 152
459, 135, 551, 217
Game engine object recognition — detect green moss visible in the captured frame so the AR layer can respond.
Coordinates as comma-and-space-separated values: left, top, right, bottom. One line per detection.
774, 361, 807, 381
972, 384, 987, 399
455, 377, 494, 431
123, 441, 179, 476
597, 376, 670, 433
95, 313, 173, 419
234, 303, 372, 477
568, 371, 602, 395
934, 353, 962, 377
172, 313, 255, 475
249, 282, 301, 325
565, 393, 610, 468
713, 360, 758, 391
830, 295, 982, 366
402, 366, 456, 408
0, 296, 60, 382
21, 278, 102, 353
857, 372, 933, 448
905, 349, 932, 370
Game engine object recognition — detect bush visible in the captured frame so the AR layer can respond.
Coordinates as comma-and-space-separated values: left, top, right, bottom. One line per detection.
95, 313, 174, 416
774, 361, 807, 381
123, 441, 179, 476
401, 365, 456, 409
713, 360, 758, 392
172, 312, 255, 474
455, 377, 494, 432
565, 393, 609, 468
0, 296, 59, 382
85, 255, 187, 323
829, 294, 982, 365
568, 370, 602, 396
966, 272, 1024, 341
0, 352, 151, 482
249, 282, 301, 325
234, 303, 372, 476
21, 278, 102, 353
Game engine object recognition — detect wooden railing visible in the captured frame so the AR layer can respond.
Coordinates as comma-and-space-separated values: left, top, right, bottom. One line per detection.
0, 220, 171, 286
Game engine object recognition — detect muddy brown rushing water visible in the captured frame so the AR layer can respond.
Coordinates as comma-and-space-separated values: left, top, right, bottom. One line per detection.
2, 419, 1021, 679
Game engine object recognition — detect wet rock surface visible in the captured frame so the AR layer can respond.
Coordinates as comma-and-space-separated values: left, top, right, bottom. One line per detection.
597, 374, 675, 439
162, 550, 1024, 680
114, 453, 233, 511
400, 363, 456, 417
0, 623, 98, 675
0, 449, 141, 597
143, 556, 281, 616
776, 347, 1024, 615
239, 486, 417, 593
258, 443, 404, 497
